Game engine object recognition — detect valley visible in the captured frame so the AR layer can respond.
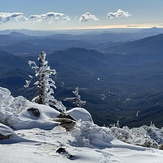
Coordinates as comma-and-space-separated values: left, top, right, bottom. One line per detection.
0, 29, 163, 127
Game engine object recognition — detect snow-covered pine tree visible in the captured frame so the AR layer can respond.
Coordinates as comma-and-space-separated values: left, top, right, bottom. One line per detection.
64, 87, 86, 107
29, 51, 56, 105
24, 51, 66, 112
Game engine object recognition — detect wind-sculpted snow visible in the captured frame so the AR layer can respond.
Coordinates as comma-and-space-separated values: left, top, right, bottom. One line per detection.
0, 123, 36, 144
110, 125, 163, 148
71, 121, 114, 147
0, 87, 14, 108
71, 121, 146, 151
0, 87, 19, 127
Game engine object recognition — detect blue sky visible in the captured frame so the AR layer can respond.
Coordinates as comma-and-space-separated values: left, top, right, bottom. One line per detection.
0, 0, 163, 31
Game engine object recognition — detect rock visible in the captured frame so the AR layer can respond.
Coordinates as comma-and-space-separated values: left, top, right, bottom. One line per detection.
0, 133, 11, 140
55, 118, 76, 131
27, 108, 40, 117
54, 113, 76, 131
56, 147, 74, 159
159, 144, 163, 150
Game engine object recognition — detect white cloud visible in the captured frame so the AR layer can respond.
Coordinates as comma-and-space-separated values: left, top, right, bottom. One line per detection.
0, 12, 25, 23
107, 9, 131, 19
29, 12, 64, 23
79, 12, 99, 22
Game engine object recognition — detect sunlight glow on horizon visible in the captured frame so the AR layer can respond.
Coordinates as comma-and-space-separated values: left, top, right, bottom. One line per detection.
1, 23, 162, 32
40, 23, 163, 31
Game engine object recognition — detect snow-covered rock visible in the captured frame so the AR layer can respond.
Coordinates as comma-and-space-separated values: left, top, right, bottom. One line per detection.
67, 107, 93, 122
0, 86, 60, 130
0, 123, 14, 137
0, 86, 94, 130
19, 102, 60, 119
15, 103, 61, 130
0, 123, 28, 143
0, 86, 60, 129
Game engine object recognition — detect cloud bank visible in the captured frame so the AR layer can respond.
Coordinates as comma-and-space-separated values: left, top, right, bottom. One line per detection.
0, 12, 69, 24
79, 12, 99, 22
0, 10, 131, 27
107, 9, 131, 19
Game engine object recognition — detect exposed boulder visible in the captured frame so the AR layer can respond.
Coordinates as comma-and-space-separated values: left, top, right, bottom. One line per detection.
0, 133, 11, 140
56, 147, 74, 159
54, 113, 76, 131
27, 108, 40, 117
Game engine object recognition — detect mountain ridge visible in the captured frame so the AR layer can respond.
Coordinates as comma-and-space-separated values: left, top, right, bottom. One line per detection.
106, 34, 163, 55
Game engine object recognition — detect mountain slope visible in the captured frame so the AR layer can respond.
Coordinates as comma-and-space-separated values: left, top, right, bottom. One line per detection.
0, 50, 30, 94
1, 47, 163, 127
107, 34, 163, 55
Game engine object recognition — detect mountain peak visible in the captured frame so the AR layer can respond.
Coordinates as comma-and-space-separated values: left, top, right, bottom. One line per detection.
9, 31, 29, 37
139, 27, 163, 33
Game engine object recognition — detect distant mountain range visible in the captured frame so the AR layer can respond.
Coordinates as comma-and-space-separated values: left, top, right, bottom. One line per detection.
1, 30, 163, 127
1, 27, 163, 36
0, 28, 163, 55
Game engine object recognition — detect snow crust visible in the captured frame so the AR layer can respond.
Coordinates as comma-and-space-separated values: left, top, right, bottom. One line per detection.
1, 121, 163, 163
1, 87, 163, 163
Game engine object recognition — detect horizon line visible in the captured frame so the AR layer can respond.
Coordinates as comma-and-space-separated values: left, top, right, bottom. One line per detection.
0, 24, 162, 32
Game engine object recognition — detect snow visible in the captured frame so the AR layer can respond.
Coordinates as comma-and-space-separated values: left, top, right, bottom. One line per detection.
110, 125, 163, 148
67, 107, 93, 122
1, 86, 163, 162
1, 122, 163, 163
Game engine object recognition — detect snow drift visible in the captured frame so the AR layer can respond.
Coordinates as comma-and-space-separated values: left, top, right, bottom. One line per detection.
0, 86, 92, 130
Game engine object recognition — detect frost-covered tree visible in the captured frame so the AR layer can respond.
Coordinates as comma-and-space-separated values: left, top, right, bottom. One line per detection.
24, 51, 66, 112
26, 51, 56, 105
64, 87, 86, 107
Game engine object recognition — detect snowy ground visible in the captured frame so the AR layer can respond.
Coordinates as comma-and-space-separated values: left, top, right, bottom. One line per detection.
1, 87, 163, 163
1, 123, 163, 163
